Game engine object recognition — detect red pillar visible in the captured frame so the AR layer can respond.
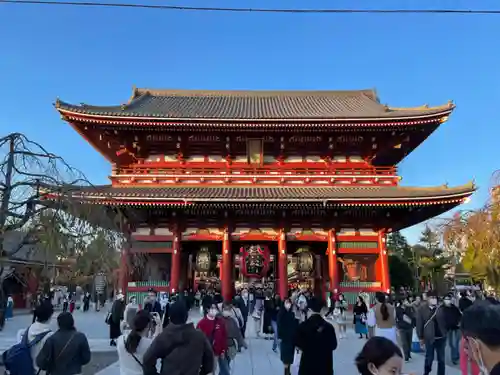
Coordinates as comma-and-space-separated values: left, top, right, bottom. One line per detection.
170, 232, 181, 294
327, 229, 338, 293
278, 229, 288, 299
222, 229, 232, 301
378, 230, 390, 293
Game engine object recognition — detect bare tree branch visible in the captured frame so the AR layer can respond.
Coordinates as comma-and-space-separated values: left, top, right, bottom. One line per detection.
0, 132, 125, 295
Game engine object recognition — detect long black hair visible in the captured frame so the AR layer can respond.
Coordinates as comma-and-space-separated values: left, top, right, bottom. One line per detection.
375, 292, 389, 321
125, 310, 151, 354
355, 337, 402, 375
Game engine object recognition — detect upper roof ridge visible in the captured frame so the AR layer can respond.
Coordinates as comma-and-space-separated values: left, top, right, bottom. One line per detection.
133, 87, 379, 98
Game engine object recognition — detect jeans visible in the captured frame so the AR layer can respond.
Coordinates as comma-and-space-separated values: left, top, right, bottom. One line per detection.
399, 328, 413, 360
218, 355, 230, 375
271, 320, 279, 350
424, 337, 446, 375
447, 329, 461, 363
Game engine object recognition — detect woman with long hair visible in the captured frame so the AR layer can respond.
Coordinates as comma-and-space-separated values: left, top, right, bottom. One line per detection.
334, 293, 348, 339
373, 292, 397, 345
354, 295, 369, 339
117, 309, 162, 375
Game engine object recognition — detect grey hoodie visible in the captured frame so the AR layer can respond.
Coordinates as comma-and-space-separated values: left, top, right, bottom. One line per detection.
16, 322, 53, 374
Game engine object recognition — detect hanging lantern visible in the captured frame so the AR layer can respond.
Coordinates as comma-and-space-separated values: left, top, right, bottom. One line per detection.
195, 247, 211, 273
294, 248, 314, 277
240, 244, 270, 278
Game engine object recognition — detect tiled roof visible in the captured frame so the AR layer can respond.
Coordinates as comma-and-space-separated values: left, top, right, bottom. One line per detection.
55, 88, 454, 121
66, 183, 475, 203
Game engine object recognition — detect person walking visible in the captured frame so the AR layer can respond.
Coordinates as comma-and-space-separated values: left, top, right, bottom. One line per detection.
5, 296, 14, 320
278, 298, 299, 375
109, 293, 126, 347
36, 312, 91, 375
295, 297, 337, 375
117, 309, 162, 375
354, 295, 369, 339
395, 297, 415, 362
143, 301, 214, 375
442, 293, 461, 365
416, 291, 447, 375
373, 292, 397, 345
221, 302, 246, 367
197, 303, 229, 375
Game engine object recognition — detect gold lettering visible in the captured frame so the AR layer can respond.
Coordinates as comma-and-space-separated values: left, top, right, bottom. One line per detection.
188, 135, 220, 142
146, 134, 173, 142
335, 136, 364, 144
288, 136, 323, 143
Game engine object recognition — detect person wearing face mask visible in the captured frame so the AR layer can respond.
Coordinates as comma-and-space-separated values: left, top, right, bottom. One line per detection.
197, 303, 229, 375
294, 297, 337, 375
442, 293, 462, 365
395, 297, 414, 362
461, 301, 500, 375
355, 337, 404, 375
278, 298, 299, 375
416, 291, 447, 375
237, 289, 250, 338
220, 302, 246, 367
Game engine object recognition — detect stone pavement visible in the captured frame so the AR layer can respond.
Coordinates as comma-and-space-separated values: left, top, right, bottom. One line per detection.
0, 309, 464, 375
0, 307, 116, 353
95, 316, 463, 375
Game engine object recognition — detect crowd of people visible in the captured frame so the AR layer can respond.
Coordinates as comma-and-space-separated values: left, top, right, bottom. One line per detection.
3, 285, 500, 375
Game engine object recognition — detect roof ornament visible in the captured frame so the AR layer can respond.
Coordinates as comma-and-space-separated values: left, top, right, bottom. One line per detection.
54, 97, 61, 107
383, 104, 389, 111
80, 102, 86, 108
423, 104, 429, 108
447, 100, 454, 108
121, 104, 127, 111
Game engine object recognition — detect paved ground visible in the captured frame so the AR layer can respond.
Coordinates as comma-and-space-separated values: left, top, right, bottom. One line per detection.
95, 315, 462, 375
0, 307, 118, 374
0, 309, 463, 375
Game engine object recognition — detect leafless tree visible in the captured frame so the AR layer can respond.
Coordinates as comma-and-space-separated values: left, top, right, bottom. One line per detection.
0, 133, 124, 296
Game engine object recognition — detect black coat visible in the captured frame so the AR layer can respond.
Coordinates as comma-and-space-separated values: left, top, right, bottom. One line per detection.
278, 308, 298, 365
238, 298, 250, 321
36, 329, 91, 375
295, 314, 337, 375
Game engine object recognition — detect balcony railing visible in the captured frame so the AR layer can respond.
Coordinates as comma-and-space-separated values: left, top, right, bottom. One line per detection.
113, 165, 397, 177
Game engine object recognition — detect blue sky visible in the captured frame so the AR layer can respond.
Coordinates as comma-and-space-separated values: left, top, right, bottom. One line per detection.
1, 0, 499, 244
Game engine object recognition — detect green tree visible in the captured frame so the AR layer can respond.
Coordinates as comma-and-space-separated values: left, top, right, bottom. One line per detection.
387, 231, 413, 260
415, 226, 450, 293
389, 254, 416, 290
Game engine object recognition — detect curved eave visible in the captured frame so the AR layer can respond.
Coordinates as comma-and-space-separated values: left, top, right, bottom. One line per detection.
55, 104, 454, 125
51, 192, 474, 207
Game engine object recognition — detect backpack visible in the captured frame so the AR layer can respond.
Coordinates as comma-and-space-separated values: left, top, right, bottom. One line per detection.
3, 328, 50, 375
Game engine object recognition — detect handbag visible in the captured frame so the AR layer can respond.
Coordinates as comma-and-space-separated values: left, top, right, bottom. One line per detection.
105, 311, 112, 325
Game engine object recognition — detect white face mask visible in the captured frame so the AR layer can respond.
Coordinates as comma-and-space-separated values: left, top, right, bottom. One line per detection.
284, 303, 292, 310
242, 293, 248, 299
429, 298, 438, 306
222, 311, 232, 317
444, 299, 451, 306
208, 309, 218, 318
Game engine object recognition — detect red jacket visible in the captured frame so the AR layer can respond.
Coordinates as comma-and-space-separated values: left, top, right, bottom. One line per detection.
197, 317, 227, 356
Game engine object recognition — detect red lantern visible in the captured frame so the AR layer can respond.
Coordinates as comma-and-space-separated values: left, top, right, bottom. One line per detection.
239, 244, 270, 278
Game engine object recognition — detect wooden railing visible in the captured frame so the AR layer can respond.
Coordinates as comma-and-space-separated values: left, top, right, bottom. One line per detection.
113, 165, 397, 176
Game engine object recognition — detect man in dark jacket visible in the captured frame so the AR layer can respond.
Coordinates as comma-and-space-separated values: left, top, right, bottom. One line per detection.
459, 291, 473, 312
396, 298, 415, 362
143, 289, 163, 316
442, 294, 462, 364
143, 301, 214, 375
295, 297, 337, 375
416, 291, 447, 375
